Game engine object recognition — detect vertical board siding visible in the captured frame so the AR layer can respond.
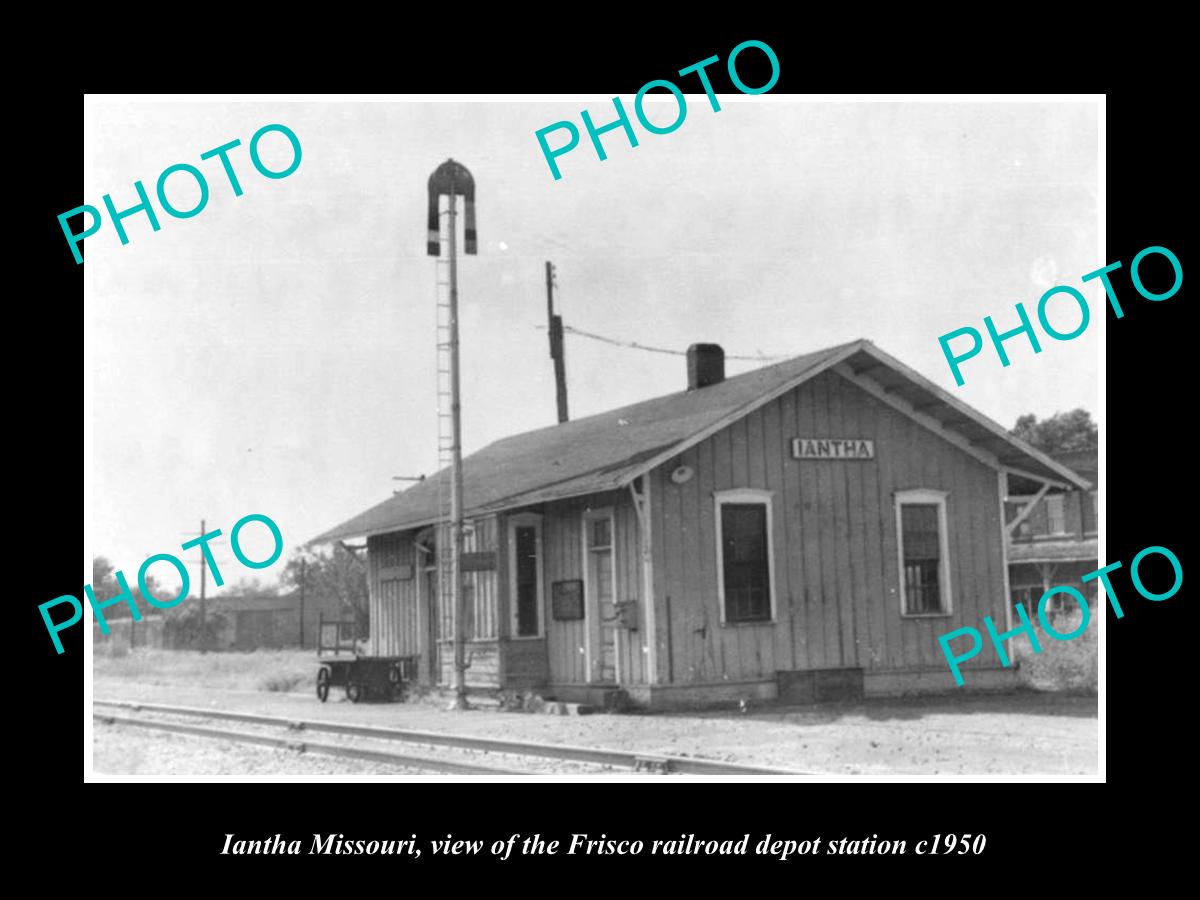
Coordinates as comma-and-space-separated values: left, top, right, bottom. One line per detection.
464, 515, 499, 640
367, 532, 418, 658
438, 515, 500, 687
544, 499, 587, 684
368, 515, 500, 687
614, 499, 647, 685
434, 516, 499, 642
647, 369, 1008, 684
649, 465, 673, 682
539, 490, 647, 686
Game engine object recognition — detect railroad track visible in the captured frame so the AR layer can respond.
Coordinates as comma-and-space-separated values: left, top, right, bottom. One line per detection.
93, 699, 818, 777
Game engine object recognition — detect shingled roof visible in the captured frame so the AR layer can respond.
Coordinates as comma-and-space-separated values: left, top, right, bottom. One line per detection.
313, 338, 1089, 543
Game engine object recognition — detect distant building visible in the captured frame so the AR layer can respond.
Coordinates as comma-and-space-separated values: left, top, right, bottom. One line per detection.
1005, 445, 1098, 615
315, 339, 1090, 708
209, 590, 347, 651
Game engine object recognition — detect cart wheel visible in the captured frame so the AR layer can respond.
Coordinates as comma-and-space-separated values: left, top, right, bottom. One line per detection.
316, 667, 330, 703
346, 681, 362, 703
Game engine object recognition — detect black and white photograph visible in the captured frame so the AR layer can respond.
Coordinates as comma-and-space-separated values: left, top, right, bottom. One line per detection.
77, 92, 1108, 782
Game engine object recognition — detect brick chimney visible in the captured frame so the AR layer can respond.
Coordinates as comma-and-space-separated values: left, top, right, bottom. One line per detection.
687, 344, 725, 390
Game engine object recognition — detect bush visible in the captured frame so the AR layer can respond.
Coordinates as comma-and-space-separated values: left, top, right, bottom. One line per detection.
260, 673, 308, 693
163, 605, 228, 649
1018, 605, 1097, 692
94, 648, 315, 693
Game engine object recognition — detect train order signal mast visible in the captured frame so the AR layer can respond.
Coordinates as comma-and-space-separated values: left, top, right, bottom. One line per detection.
427, 159, 477, 710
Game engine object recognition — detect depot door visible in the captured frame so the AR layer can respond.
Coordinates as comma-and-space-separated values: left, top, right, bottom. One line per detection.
584, 509, 617, 684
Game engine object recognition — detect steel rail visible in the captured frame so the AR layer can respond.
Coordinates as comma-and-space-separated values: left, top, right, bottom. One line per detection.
94, 712, 530, 776
94, 698, 819, 777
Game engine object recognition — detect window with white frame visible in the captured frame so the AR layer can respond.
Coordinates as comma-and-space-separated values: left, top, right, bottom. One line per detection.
507, 513, 544, 638
894, 489, 952, 616
714, 489, 776, 624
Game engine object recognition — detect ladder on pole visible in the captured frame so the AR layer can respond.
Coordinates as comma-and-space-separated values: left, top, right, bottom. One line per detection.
434, 240, 455, 687
427, 159, 476, 709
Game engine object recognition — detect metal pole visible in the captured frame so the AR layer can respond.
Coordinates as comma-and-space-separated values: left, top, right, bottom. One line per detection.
448, 188, 468, 709
199, 517, 208, 653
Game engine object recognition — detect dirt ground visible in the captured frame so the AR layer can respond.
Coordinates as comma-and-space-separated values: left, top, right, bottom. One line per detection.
92, 677, 1097, 776
93, 721, 433, 777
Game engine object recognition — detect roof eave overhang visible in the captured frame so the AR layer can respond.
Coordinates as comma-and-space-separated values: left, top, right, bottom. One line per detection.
838, 343, 1092, 491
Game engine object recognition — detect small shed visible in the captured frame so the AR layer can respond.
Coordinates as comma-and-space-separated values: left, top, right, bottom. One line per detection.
208, 590, 345, 651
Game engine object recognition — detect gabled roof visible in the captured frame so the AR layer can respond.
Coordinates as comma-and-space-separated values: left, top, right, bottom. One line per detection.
313, 339, 1090, 543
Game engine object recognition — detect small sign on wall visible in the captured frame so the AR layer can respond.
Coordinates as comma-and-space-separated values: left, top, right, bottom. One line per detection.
380, 563, 414, 580
552, 580, 584, 620
792, 438, 875, 460
460, 551, 497, 572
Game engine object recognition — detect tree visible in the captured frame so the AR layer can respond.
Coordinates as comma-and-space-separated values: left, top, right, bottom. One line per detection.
281, 544, 369, 638
90, 555, 170, 620
224, 577, 279, 600
1010, 409, 1097, 455
91, 557, 119, 602
164, 603, 228, 649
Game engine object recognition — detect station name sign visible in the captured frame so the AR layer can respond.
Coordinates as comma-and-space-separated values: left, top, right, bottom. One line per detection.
792, 438, 875, 460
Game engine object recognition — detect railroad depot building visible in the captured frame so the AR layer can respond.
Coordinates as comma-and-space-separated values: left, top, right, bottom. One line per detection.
315, 339, 1090, 708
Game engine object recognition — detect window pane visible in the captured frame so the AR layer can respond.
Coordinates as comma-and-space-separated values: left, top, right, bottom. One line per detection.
901, 502, 943, 613
1046, 495, 1066, 535
589, 517, 611, 548
721, 503, 770, 622
904, 560, 941, 613
900, 504, 940, 559
1027, 500, 1049, 536
593, 552, 613, 599
515, 526, 539, 636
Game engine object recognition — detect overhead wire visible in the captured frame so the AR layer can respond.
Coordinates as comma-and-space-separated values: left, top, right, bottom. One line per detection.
542, 259, 787, 364
535, 323, 787, 363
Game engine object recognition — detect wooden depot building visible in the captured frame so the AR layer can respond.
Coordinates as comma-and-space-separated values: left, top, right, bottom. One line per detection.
314, 339, 1090, 708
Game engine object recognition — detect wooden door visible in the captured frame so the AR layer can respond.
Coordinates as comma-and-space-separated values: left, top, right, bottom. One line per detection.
585, 511, 617, 683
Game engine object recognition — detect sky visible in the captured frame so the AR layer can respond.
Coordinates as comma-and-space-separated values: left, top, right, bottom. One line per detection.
84, 97, 1100, 595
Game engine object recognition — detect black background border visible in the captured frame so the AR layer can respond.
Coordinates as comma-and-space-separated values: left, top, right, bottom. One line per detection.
21, 25, 1190, 878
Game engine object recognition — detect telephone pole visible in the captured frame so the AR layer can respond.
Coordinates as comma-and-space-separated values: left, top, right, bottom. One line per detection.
298, 557, 307, 648
180, 522, 228, 653
198, 517, 208, 653
546, 261, 569, 423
